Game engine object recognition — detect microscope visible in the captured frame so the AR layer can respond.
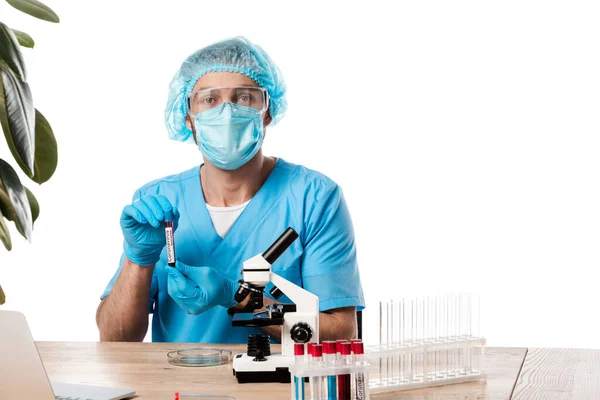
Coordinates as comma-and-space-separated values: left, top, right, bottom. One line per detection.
229, 227, 319, 383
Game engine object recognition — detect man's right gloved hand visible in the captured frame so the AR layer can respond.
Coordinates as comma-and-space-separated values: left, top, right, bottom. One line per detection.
120, 194, 179, 266
167, 261, 238, 315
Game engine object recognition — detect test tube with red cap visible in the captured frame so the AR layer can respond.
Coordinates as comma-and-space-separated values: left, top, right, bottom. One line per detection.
352, 341, 368, 400
349, 340, 362, 398
306, 343, 315, 362
165, 210, 175, 267
322, 341, 337, 400
311, 344, 325, 400
338, 342, 352, 400
294, 343, 306, 400
306, 343, 315, 400
335, 340, 347, 362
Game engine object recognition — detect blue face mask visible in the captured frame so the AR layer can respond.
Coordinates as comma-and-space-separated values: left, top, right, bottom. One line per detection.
193, 103, 264, 171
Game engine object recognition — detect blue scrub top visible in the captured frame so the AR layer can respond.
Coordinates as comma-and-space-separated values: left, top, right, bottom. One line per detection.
101, 158, 365, 343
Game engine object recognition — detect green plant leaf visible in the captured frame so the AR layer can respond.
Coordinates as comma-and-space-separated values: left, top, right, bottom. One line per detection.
1, 181, 39, 224
0, 22, 26, 80
5, 0, 60, 23
0, 64, 35, 176
24, 186, 38, 222
31, 109, 57, 183
0, 284, 5, 304
0, 210, 12, 250
0, 158, 32, 241
11, 28, 34, 48
0, 183, 16, 221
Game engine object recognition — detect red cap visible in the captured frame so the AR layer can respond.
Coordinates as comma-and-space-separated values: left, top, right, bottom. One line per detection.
307, 343, 315, 356
352, 341, 364, 355
336, 339, 348, 351
322, 340, 337, 354
294, 343, 305, 356
174, 393, 180, 400
312, 344, 323, 357
340, 342, 351, 356
350, 339, 362, 343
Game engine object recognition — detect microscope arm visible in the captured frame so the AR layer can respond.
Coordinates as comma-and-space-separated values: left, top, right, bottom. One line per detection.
269, 272, 319, 315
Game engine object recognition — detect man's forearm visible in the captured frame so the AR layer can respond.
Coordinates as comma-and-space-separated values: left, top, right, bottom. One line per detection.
259, 298, 357, 342
260, 312, 356, 342
96, 258, 154, 342
317, 308, 357, 341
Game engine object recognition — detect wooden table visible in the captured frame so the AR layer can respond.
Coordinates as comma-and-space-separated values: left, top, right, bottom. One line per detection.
36, 343, 600, 399
511, 348, 600, 399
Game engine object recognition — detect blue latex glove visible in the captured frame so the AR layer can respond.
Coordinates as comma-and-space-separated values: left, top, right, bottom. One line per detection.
167, 261, 238, 315
120, 194, 179, 266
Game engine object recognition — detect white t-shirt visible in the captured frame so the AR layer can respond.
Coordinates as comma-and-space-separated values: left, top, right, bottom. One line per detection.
206, 200, 251, 238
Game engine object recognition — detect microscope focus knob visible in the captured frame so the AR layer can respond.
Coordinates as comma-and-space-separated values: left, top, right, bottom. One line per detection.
290, 322, 313, 343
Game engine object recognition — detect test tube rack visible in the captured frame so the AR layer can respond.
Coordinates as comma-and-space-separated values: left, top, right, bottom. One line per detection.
290, 363, 371, 400
367, 293, 486, 394
290, 341, 371, 400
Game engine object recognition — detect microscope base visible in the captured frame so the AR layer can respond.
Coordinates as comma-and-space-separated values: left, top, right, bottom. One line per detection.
232, 353, 293, 383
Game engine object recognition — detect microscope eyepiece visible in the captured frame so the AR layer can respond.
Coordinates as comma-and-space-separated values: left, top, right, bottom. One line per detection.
262, 227, 299, 265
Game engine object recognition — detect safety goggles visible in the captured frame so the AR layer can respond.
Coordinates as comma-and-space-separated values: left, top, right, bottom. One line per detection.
187, 86, 269, 118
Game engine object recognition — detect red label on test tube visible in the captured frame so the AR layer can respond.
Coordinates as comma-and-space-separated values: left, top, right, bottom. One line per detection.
165, 220, 175, 267
352, 342, 366, 400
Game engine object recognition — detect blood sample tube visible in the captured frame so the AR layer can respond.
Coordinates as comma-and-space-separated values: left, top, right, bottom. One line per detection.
338, 342, 352, 400
165, 211, 175, 267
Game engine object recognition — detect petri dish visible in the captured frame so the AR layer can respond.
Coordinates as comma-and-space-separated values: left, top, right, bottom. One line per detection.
167, 348, 233, 367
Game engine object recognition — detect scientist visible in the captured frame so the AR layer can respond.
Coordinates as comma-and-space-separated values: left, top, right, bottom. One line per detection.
96, 37, 364, 343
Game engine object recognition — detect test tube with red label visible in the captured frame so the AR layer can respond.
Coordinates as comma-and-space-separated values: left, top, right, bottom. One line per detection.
352, 341, 367, 400
165, 210, 175, 267
349, 340, 362, 398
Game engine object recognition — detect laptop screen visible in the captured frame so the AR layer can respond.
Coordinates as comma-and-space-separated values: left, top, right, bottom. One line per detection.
0, 310, 58, 399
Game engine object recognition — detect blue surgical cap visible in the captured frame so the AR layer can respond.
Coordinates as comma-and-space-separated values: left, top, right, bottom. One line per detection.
165, 36, 287, 143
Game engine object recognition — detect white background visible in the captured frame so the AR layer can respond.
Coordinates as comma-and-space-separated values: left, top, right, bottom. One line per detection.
1, 0, 599, 348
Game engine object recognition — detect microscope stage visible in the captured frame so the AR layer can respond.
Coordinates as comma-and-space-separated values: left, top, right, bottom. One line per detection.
231, 312, 285, 327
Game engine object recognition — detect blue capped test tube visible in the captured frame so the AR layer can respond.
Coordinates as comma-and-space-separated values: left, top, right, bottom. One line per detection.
294, 343, 306, 400
322, 341, 337, 400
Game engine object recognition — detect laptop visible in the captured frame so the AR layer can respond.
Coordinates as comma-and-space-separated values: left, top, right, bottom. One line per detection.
0, 310, 135, 400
